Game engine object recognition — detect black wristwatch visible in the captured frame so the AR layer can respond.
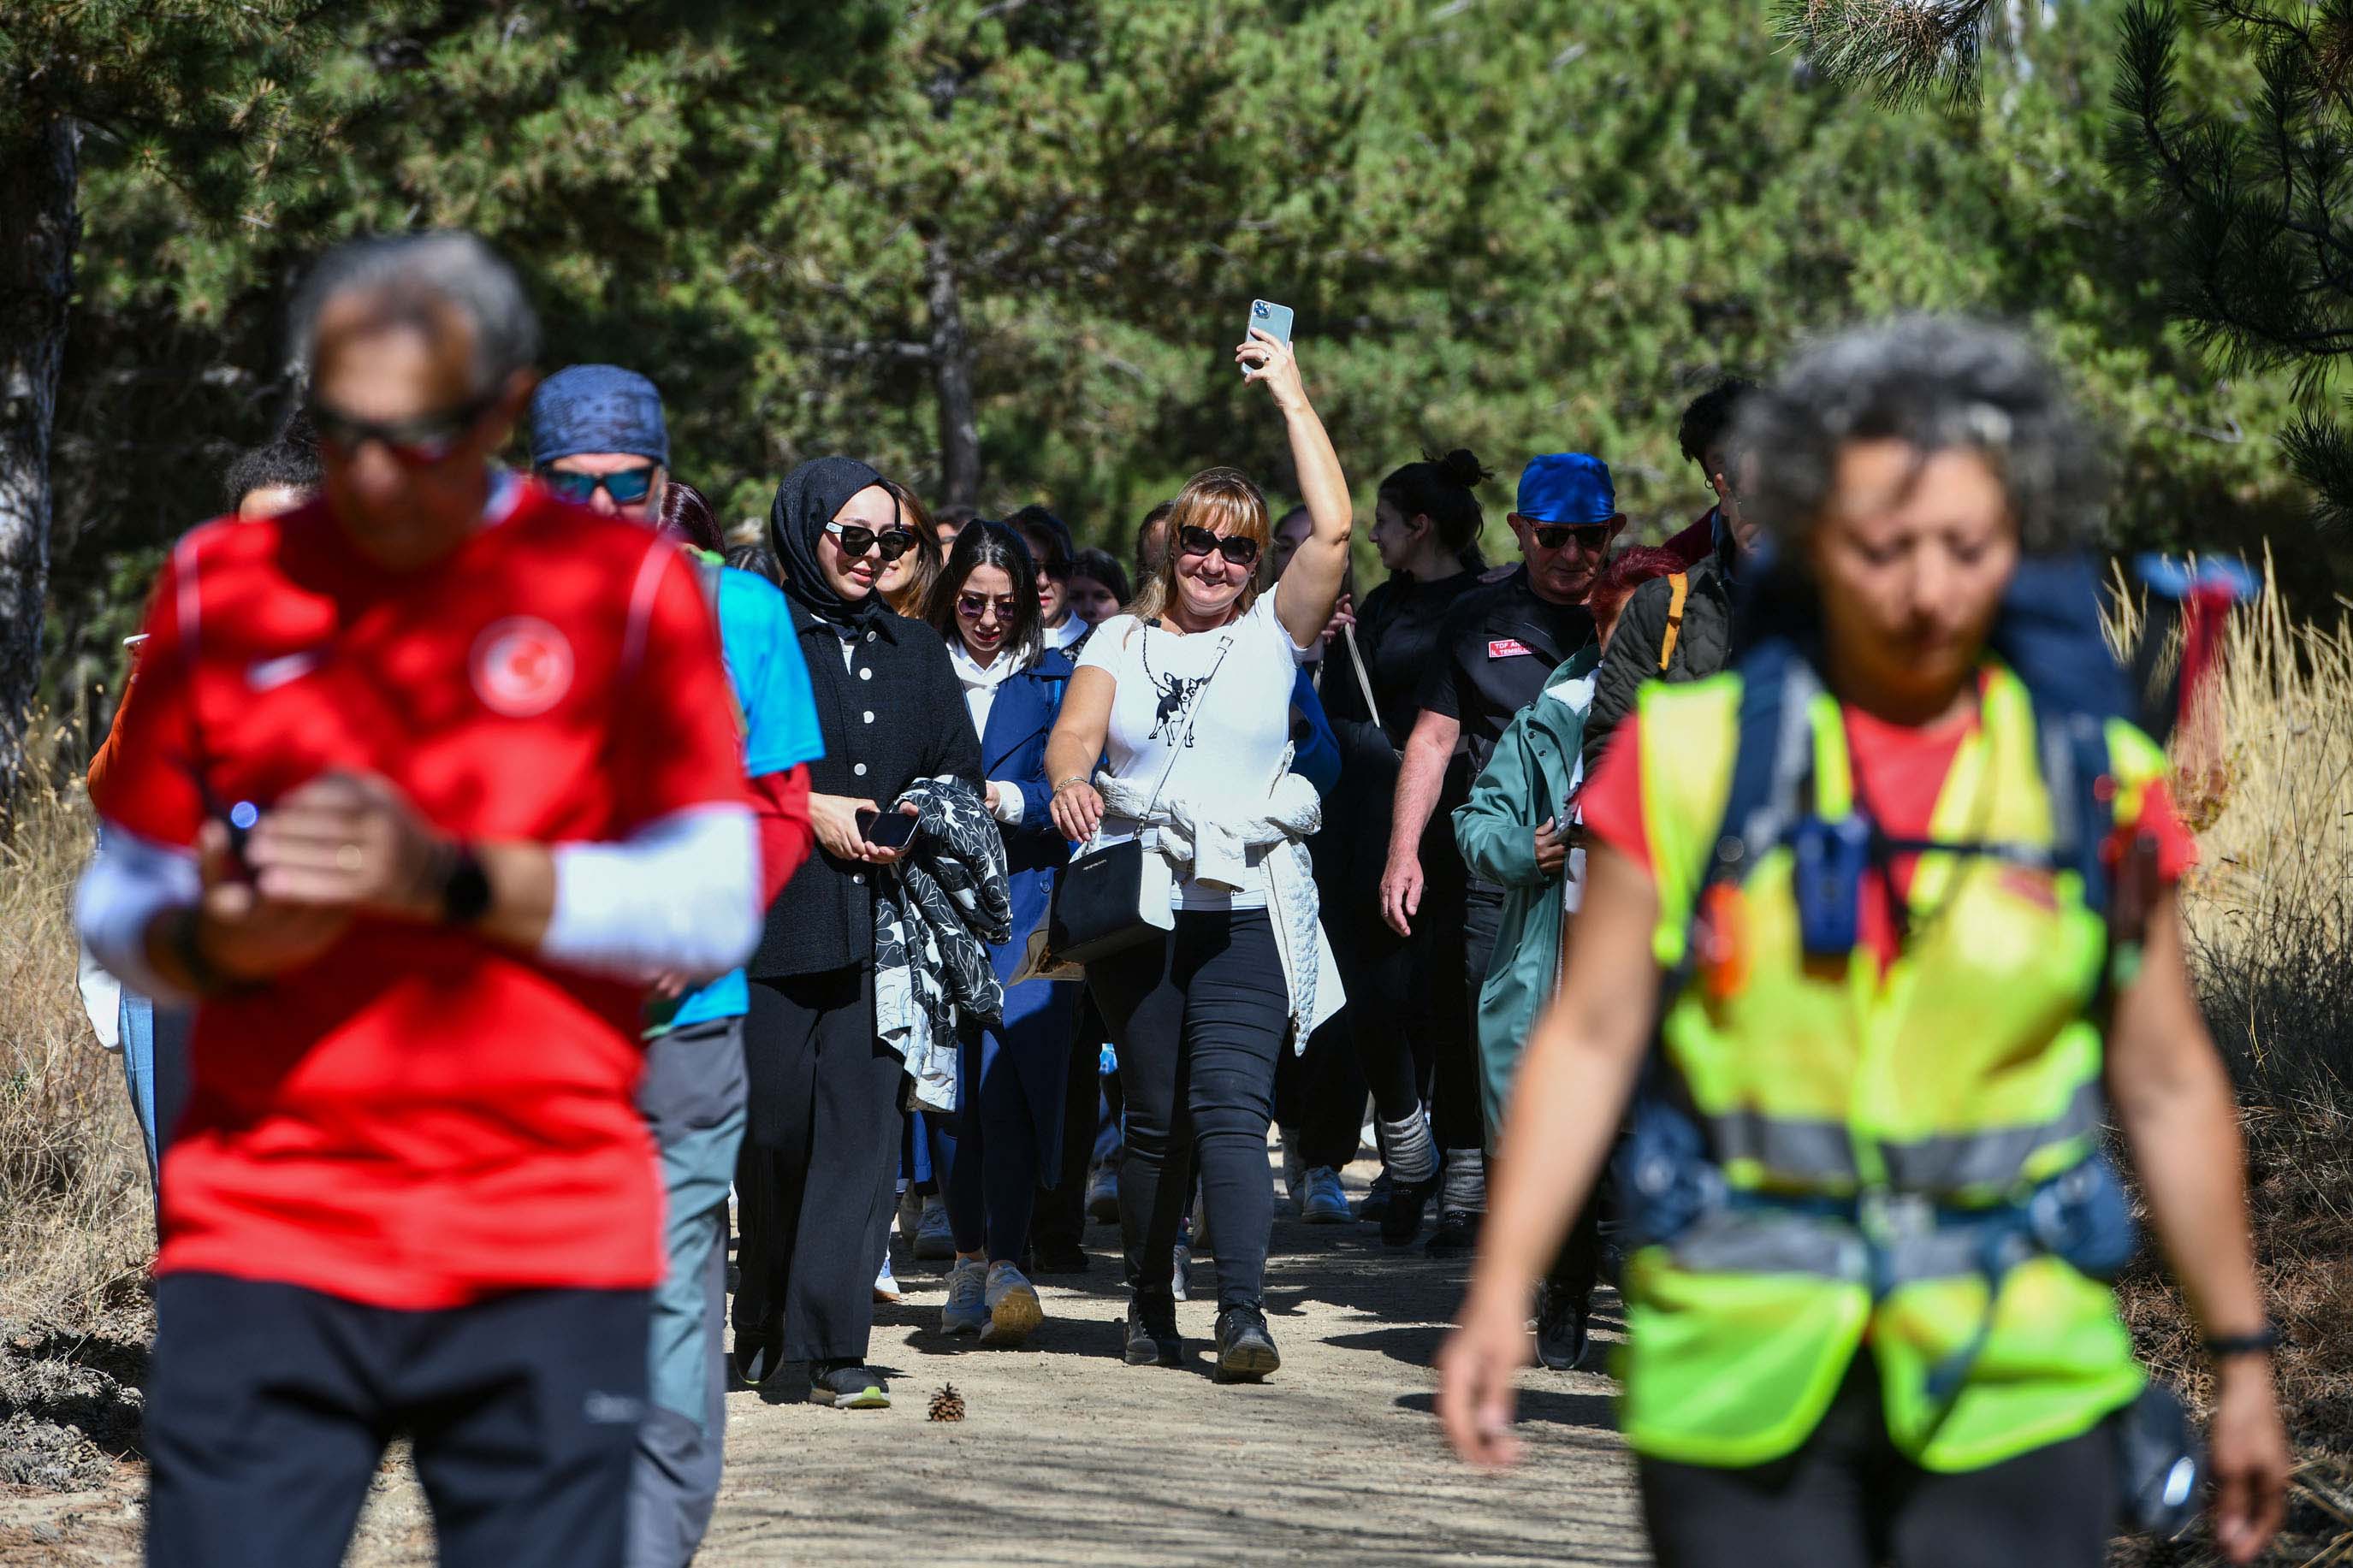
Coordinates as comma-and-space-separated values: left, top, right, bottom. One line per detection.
438, 843, 493, 926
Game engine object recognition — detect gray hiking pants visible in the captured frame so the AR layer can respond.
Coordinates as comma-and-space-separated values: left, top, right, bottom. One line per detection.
627, 1015, 748, 1568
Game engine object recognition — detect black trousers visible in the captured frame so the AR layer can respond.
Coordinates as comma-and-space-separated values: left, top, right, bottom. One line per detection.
146, 1272, 649, 1568
1087, 909, 1289, 1309
733, 965, 902, 1365
1029, 997, 1103, 1252
1431, 877, 1506, 1157
1275, 1006, 1366, 1172
1639, 1362, 2117, 1568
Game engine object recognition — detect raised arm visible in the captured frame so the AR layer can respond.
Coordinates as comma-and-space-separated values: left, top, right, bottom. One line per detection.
2106, 890, 2288, 1563
1237, 328, 1351, 647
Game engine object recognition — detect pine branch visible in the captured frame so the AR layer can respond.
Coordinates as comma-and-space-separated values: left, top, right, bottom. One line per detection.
1772, 0, 1993, 107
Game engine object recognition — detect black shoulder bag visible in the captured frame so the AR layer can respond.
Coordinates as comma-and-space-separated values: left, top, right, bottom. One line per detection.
1046, 624, 1237, 965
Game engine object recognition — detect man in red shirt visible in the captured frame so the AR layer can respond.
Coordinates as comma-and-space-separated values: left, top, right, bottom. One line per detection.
76, 232, 758, 1568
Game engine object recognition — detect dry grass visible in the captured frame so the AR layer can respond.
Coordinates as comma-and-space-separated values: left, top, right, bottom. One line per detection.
2110, 561, 2353, 1564
0, 737, 152, 1331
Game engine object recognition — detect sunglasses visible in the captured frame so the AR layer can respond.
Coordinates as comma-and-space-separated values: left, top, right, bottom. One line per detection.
956, 592, 1021, 621
1176, 524, 1260, 570
1528, 522, 1615, 552
539, 464, 658, 506
1036, 559, 1072, 581
826, 519, 917, 561
309, 394, 497, 467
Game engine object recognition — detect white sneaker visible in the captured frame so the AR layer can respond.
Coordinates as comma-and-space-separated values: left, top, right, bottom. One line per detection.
915, 1196, 957, 1261
980, 1260, 1043, 1346
940, 1257, 987, 1335
874, 1251, 904, 1304
1086, 1163, 1120, 1222
1300, 1166, 1354, 1225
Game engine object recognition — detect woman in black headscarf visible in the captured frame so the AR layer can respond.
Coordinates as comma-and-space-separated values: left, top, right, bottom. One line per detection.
734, 457, 981, 1411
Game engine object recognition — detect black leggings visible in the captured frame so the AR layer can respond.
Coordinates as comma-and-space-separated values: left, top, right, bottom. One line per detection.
1638, 1361, 2117, 1568
1086, 909, 1289, 1309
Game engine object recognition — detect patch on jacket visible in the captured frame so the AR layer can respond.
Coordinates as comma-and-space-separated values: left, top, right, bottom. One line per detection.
1486, 638, 1534, 660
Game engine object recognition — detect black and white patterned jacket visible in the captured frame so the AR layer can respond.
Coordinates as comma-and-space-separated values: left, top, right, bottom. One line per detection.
874, 777, 1012, 1111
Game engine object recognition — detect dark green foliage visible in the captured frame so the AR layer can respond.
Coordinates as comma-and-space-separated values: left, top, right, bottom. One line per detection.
35, 0, 2327, 732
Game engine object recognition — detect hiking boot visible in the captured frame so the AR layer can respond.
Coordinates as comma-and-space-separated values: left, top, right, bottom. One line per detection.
1123, 1293, 1182, 1368
1357, 1169, 1394, 1223
1299, 1167, 1354, 1225
1381, 1173, 1442, 1247
1030, 1238, 1088, 1275
1535, 1281, 1592, 1372
981, 1260, 1044, 1347
940, 1257, 987, 1336
1212, 1304, 1281, 1383
1423, 1207, 1484, 1258
809, 1360, 889, 1410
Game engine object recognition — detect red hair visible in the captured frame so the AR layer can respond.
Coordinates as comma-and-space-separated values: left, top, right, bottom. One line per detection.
1588, 546, 1685, 633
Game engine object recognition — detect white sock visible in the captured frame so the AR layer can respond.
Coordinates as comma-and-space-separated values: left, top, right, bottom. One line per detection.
1379, 1106, 1438, 1186
1441, 1148, 1486, 1215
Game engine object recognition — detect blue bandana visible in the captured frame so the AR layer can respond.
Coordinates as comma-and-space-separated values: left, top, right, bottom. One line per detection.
529, 364, 668, 467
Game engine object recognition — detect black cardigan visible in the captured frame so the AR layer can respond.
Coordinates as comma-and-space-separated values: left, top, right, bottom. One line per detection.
750, 601, 983, 979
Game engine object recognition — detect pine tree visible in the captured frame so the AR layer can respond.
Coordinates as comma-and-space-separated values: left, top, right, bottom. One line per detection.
0, 1, 337, 796
1778, 0, 2353, 533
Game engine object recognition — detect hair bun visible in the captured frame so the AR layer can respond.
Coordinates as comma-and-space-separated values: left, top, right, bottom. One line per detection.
1436, 447, 1491, 489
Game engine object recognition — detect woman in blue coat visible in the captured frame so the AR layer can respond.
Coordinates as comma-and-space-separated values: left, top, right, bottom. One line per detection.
922, 520, 1080, 1347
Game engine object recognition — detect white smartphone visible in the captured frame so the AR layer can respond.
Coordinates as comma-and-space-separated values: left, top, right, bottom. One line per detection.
1248, 299, 1295, 345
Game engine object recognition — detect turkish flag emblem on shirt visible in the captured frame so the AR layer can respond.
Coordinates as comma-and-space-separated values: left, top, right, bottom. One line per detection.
471, 617, 576, 717
1487, 638, 1533, 660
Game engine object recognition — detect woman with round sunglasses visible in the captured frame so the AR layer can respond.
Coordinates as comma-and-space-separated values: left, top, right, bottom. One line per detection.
1437, 319, 2288, 1567
734, 457, 981, 1411
917, 521, 1081, 1347
1043, 325, 1352, 1383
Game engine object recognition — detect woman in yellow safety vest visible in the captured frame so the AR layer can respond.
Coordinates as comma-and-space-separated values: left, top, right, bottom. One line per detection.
1437, 317, 2288, 1568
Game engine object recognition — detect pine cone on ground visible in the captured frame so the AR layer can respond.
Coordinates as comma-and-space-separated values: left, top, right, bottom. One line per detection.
928, 1384, 966, 1423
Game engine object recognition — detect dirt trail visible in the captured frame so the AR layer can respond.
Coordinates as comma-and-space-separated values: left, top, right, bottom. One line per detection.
3, 1154, 1647, 1566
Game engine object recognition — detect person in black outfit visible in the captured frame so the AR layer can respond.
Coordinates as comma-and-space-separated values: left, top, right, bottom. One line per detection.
732, 457, 981, 1411
1313, 452, 1492, 1240
1378, 453, 1615, 1257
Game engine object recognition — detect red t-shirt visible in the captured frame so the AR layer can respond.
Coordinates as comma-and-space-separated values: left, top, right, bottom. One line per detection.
98, 482, 750, 1309
1580, 701, 2196, 969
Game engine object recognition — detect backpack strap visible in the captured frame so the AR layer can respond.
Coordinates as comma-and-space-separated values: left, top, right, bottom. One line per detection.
1657, 571, 1690, 673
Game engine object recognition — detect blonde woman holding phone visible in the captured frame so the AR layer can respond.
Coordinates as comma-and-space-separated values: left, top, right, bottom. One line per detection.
1045, 320, 1351, 1383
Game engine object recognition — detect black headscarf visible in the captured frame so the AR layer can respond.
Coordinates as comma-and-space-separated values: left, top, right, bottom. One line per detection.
768, 456, 896, 634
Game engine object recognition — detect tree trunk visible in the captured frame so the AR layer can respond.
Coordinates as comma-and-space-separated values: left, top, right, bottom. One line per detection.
925, 234, 981, 507
0, 114, 80, 805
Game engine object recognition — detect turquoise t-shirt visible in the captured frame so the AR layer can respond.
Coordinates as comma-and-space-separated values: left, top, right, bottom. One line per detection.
665, 565, 824, 1031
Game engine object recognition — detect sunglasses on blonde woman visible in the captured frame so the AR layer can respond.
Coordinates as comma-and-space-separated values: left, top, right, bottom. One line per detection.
1177, 524, 1260, 569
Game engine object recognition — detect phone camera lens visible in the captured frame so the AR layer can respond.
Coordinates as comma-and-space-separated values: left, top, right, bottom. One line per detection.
1252, 302, 1266, 317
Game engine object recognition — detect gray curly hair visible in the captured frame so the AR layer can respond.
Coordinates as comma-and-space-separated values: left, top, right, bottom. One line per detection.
1733, 317, 2104, 557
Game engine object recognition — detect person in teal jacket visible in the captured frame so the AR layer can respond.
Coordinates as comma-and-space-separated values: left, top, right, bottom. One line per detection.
1450, 642, 1601, 1370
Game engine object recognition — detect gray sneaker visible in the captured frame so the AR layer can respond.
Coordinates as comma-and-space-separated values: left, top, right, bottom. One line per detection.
1299, 1166, 1354, 1224
915, 1196, 957, 1262
940, 1257, 987, 1336
980, 1260, 1043, 1347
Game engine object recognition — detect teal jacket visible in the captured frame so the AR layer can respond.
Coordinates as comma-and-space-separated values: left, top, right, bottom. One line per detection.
1450, 645, 1599, 1138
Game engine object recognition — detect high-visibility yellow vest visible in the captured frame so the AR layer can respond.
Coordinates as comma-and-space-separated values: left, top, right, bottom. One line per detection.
1617, 660, 2170, 1473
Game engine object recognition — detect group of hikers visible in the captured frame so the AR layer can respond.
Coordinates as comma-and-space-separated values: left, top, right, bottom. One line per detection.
72, 229, 2290, 1568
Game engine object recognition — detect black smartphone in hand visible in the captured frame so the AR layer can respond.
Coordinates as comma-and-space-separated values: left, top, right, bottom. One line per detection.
856, 807, 919, 850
